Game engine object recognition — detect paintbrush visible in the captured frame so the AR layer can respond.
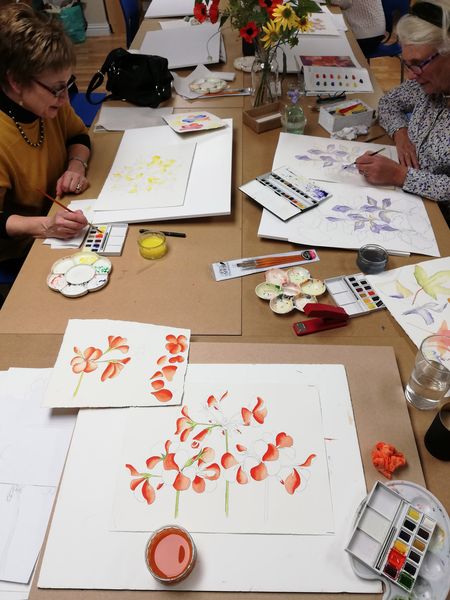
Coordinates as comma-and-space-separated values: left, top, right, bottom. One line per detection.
237, 251, 315, 270
139, 228, 186, 238
37, 189, 102, 234
343, 147, 386, 170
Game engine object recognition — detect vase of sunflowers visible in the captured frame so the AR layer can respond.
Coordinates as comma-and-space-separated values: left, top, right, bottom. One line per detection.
194, 0, 322, 107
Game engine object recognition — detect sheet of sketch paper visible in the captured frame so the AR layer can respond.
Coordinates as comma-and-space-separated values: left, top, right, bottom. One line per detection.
258, 182, 439, 257
95, 136, 196, 212
112, 381, 333, 534
367, 257, 450, 347
43, 319, 190, 408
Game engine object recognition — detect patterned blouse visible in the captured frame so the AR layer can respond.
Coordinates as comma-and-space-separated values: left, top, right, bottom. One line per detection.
378, 79, 450, 204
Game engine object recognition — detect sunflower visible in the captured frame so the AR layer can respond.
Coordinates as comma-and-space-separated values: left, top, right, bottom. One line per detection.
298, 15, 312, 32
272, 2, 300, 30
260, 19, 281, 49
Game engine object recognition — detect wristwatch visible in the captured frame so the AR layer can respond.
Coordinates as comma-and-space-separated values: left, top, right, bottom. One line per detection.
68, 156, 88, 170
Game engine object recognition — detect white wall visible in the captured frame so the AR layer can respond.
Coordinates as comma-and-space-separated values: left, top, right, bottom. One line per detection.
83, 0, 111, 36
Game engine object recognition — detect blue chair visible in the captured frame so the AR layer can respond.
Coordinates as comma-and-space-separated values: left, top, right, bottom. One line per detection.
365, 0, 410, 83
119, 0, 141, 48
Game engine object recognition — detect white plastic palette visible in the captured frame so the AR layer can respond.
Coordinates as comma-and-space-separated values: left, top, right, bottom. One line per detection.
347, 480, 450, 600
47, 252, 112, 298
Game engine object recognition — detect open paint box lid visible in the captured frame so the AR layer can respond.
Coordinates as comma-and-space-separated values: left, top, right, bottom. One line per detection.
346, 480, 450, 600
47, 252, 112, 298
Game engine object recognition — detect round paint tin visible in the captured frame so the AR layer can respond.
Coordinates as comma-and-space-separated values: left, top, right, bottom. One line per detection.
255, 282, 282, 300
145, 525, 196, 584
270, 294, 294, 314
356, 244, 388, 274
47, 251, 110, 298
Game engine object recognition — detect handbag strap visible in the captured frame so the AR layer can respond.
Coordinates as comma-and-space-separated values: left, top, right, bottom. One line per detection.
86, 48, 128, 105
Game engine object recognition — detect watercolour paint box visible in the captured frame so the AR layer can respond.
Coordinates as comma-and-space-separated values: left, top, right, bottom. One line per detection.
240, 166, 332, 221
82, 223, 128, 256
346, 481, 438, 595
324, 273, 385, 317
303, 66, 373, 95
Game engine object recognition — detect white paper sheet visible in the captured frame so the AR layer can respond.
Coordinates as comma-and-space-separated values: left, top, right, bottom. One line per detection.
140, 24, 222, 69
145, 0, 193, 18
93, 106, 174, 132
113, 382, 333, 534
0, 485, 55, 584
92, 120, 232, 224
276, 34, 360, 72
43, 319, 190, 408
367, 257, 450, 348
258, 182, 440, 257
95, 140, 196, 211
39, 364, 379, 593
303, 12, 340, 36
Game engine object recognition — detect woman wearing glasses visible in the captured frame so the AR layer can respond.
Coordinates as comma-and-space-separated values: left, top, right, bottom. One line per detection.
0, 4, 89, 263
356, 0, 450, 217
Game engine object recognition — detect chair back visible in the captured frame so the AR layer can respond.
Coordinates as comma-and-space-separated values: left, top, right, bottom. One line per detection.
119, 0, 141, 48
381, 0, 410, 35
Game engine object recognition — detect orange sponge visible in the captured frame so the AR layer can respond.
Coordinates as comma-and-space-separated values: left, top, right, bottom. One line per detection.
372, 441, 407, 479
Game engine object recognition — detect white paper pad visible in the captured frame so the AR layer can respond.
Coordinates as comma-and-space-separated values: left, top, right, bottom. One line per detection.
367, 257, 450, 348
145, 0, 193, 18
92, 120, 232, 224
39, 364, 380, 593
277, 33, 360, 72
140, 24, 222, 69
43, 319, 190, 408
93, 106, 174, 132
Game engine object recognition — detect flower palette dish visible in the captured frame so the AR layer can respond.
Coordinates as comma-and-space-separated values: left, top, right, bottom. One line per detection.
256, 267, 324, 314
47, 251, 112, 298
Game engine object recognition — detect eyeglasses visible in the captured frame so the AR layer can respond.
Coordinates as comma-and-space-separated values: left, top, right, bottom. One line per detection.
33, 74, 76, 98
402, 52, 440, 74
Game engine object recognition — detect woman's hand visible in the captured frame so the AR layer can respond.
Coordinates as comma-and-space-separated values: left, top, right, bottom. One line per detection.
55, 166, 89, 197
355, 153, 408, 187
393, 127, 419, 169
42, 208, 88, 239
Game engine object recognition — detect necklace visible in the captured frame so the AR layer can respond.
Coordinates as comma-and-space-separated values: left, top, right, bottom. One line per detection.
7, 110, 45, 148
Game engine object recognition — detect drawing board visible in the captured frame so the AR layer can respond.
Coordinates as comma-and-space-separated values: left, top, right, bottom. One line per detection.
94, 140, 196, 211
38, 362, 378, 593
273, 133, 397, 187
92, 120, 232, 223
113, 381, 333, 534
258, 182, 440, 257
43, 319, 190, 408
145, 0, 193, 18
367, 257, 450, 348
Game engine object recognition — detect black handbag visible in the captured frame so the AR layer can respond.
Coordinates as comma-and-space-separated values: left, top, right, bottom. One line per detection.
86, 48, 173, 108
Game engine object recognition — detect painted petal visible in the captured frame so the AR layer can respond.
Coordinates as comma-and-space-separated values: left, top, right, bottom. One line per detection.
130, 476, 145, 491
173, 472, 190, 491
180, 427, 192, 442
100, 362, 116, 381
241, 407, 251, 426
169, 356, 184, 363
125, 463, 140, 476
151, 389, 173, 403
156, 355, 167, 366
284, 468, 301, 494
181, 406, 190, 417
299, 453, 316, 467
175, 416, 190, 435
146, 456, 161, 469
192, 475, 205, 493
199, 447, 215, 463
236, 444, 247, 452
219, 391, 228, 401
142, 480, 155, 504
162, 365, 177, 381
221, 452, 238, 469
151, 379, 165, 390
252, 397, 267, 424
164, 440, 171, 453
250, 462, 268, 481
236, 466, 248, 484
156, 482, 164, 490
70, 357, 86, 373
207, 395, 217, 408
165, 334, 177, 343
177, 335, 188, 351
120, 357, 131, 365
276, 432, 293, 448
84, 347, 102, 360
203, 463, 220, 480
150, 370, 163, 380
192, 427, 209, 443
84, 361, 99, 373
163, 453, 179, 471
262, 443, 279, 461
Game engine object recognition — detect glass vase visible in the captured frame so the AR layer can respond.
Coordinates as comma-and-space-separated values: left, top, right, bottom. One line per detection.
251, 42, 280, 107
281, 82, 307, 135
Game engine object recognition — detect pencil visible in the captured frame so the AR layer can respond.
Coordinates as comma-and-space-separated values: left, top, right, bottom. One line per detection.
343, 147, 386, 170
37, 189, 102, 233
139, 229, 187, 238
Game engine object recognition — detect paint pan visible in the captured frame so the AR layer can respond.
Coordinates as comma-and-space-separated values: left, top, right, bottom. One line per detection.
324, 272, 385, 317
82, 223, 128, 256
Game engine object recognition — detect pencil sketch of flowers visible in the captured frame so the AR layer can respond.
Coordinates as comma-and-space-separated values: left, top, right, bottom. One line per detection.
125, 390, 316, 518
149, 334, 188, 403
325, 196, 401, 233
70, 335, 131, 397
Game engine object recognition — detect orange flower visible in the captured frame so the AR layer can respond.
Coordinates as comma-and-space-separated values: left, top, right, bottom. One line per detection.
125, 464, 156, 504
165, 334, 188, 354
107, 336, 129, 353
242, 396, 267, 425
101, 357, 131, 381
70, 346, 102, 373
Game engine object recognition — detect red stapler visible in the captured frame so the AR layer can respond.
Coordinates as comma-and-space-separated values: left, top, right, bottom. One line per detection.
292, 303, 349, 336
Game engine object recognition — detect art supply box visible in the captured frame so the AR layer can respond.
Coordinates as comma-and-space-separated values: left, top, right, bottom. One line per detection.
319, 98, 374, 134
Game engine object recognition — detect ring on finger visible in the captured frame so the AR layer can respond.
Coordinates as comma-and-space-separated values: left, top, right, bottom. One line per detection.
75, 183, 81, 192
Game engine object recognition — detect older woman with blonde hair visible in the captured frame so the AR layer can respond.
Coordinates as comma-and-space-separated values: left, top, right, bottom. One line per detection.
356, 0, 450, 218
0, 3, 89, 264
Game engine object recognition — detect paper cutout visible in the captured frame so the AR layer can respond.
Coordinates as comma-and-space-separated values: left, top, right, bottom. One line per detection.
259, 182, 439, 256
113, 380, 333, 534
43, 320, 190, 408
367, 257, 450, 348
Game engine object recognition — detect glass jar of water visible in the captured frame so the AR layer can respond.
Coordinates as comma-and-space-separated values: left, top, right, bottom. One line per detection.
281, 83, 306, 135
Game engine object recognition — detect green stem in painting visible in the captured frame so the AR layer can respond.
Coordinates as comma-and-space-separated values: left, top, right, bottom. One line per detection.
73, 372, 84, 397
174, 490, 180, 518
225, 429, 229, 517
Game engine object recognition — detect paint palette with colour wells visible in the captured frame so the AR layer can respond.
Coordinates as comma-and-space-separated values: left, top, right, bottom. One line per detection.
47, 251, 112, 298
303, 66, 373, 95
82, 223, 128, 256
346, 480, 450, 599
324, 273, 385, 317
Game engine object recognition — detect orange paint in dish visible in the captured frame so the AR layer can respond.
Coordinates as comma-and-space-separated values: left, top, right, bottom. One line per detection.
145, 525, 196, 584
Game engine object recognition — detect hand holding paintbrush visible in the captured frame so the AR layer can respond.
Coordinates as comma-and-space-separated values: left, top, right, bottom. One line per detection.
37, 189, 99, 237
352, 147, 408, 187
